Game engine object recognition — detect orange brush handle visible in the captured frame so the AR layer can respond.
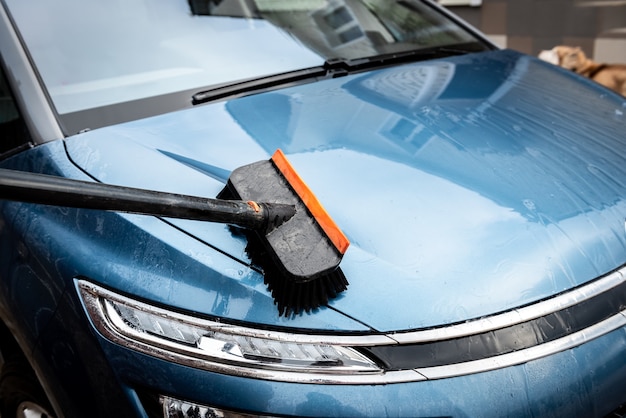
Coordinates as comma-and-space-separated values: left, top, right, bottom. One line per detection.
271, 149, 350, 255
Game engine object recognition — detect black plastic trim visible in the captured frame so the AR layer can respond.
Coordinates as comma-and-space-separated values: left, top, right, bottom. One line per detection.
364, 277, 626, 370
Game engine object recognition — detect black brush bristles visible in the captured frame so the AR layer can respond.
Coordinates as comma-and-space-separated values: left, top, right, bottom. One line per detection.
242, 229, 348, 316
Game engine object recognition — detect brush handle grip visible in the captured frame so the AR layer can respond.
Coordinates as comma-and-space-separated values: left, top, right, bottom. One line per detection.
0, 168, 295, 230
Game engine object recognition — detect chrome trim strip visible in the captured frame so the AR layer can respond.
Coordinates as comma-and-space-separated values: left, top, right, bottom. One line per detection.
389, 267, 625, 344
76, 267, 626, 384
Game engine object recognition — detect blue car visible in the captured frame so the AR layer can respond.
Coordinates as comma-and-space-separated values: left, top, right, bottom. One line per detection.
1, 0, 626, 417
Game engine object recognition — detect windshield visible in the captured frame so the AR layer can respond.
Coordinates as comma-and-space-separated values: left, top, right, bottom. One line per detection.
5, 0, 486, 133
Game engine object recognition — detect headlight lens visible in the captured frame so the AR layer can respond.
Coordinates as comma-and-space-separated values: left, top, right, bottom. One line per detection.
104, 297, 378, 371
77, 280, 385, 382
160, 395, 274, 418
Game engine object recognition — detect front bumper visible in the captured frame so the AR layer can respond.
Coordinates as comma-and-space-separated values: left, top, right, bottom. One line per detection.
82, 325, 626, 417
34, 274, 626, 417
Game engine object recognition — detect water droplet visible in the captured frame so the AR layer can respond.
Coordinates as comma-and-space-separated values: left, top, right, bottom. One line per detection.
523, 199, 536, 211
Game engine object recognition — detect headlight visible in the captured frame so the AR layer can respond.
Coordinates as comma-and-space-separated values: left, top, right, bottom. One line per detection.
160, 395, 274, 418
77, 280, 394, 384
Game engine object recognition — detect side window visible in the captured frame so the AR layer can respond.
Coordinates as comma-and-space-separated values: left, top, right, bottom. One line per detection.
0, 64, 31, 158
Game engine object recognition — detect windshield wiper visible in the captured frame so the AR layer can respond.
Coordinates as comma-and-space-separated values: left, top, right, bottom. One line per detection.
192, 60, 356, 105
347, 42, 491, 70
192, 43, 486, 105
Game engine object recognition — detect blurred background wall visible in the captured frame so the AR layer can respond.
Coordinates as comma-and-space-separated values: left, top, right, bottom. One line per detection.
440, 0, 626, 63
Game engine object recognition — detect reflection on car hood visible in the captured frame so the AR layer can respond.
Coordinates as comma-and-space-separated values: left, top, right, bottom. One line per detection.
66, 49, 626, 332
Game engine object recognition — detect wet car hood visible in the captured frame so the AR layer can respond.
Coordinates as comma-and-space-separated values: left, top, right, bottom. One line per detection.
65, 49, 626, 332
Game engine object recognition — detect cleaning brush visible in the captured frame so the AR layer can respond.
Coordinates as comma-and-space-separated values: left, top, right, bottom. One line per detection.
219, 149, 350, 315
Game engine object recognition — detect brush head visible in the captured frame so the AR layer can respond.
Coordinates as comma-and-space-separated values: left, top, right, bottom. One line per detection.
220, 150, 350, 314
242, 229, 349, 316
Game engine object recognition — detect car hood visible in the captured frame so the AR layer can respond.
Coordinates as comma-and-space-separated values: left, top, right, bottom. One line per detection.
66, 49, 626, 332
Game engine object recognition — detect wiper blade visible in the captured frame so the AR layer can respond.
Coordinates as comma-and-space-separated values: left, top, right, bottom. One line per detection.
192, 43, 486, 105
192, 59, 365, 105
192, 66, 331, 105
346, 42, 490, 70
